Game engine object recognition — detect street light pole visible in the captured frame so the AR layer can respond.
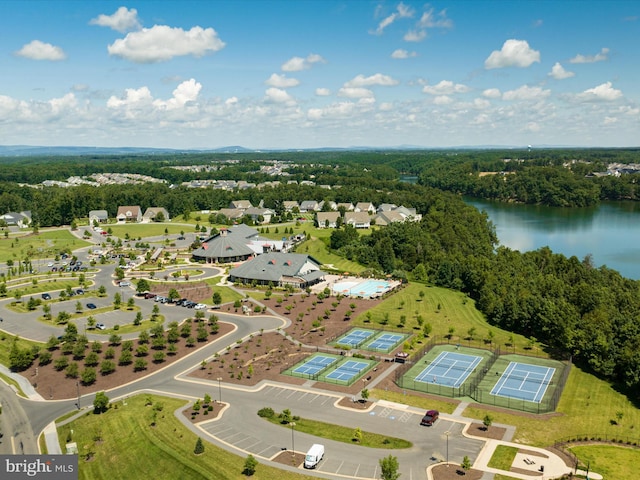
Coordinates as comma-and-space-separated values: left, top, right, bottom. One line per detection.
445, 431, 450, 466
217, 377, 222, 403
290, 422, 296, 457
76, 381, 80, 409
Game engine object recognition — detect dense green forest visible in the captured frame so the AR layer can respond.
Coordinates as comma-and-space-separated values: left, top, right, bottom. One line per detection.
1, 150, 640, 395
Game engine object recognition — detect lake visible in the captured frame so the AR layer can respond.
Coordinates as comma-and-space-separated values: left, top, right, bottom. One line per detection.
464, 198, 640, 280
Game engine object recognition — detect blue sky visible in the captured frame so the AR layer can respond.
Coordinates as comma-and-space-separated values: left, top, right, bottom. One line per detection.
1, 1, 638, 149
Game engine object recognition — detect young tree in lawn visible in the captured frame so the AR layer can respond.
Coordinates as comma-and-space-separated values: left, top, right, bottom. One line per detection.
113, 292, 121, 309
93, 391, 109, 413
194, 437, 205, 455
242, 454, 258, 476
127, 297, 135, 310
212, 291, 222, 307
136, 278, 150, 295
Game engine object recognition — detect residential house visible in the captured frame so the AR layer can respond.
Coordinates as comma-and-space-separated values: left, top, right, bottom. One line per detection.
283, 201, 300, 212
228, 252, 325, 288
354, 202, 376, 214
88, 210, 108, 225
244, 207, 274, 224
336, 202, 355, 212
217, 208, 245, 222
0, 211, 31, 228
316, 212, 341, 228
300, 200, 320, 212
376, 203, 397, 213
116, 206, 142, 223
319, 200, 337, 211
143, 207, 170, 222
344, 212, 371, 229
229, 200, 253, 211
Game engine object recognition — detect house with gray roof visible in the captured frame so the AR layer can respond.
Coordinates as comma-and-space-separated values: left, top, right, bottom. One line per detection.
229, 200, 253, 210
300, 200, 320, 212
143, 207, 170, 222
88, 210, 108, 225
354, 202, 376, 214
228, 252, 325, 288
217, 208, 244, 222
1, 211, 31, 228
244, 207, 273, 224
283, 201, 300, 212
191, 225, 260, 264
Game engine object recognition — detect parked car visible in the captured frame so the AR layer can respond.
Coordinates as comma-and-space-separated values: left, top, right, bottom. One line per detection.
144, 293, 155, 299
86, 303, 97, 310
420, 410, 439, 426
118, 281, 131, 287
95, 323, 106, 330
194, 303, 207, 310
41, 293, 51, 300
76, 289, 84, 295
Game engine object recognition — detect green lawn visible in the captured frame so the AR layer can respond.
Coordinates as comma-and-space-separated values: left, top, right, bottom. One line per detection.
106, 223, 188, 239
353, 283, 537, 355
487, 445, 518, 470
569, 445, 638, 479
262, 413, 412, 449
57, 394, 319, 480
295, 237, 365, 273
0, 334, 44, 368
0, 229, 90, 262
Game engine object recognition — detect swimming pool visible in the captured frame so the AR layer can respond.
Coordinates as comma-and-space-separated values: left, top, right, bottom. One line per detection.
332, 279, 392, 298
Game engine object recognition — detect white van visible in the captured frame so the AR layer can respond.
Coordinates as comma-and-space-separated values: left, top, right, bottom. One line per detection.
304, 444, 324, 469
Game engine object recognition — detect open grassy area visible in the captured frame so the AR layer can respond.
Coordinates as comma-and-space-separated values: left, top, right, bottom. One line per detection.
295, 237, 365, 273
106, 223, 188, 239
0, 229, 90, 263
569, 445, 638, 479
487, 445, 518, 470
262, 411, 412, 449
0, 333, 44, 367
368, 389, 458, 414
57, 394, 319, 480
353, 283, 538, 356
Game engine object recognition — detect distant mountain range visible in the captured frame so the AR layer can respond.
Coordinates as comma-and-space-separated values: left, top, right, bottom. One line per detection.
0, 144, 581, 157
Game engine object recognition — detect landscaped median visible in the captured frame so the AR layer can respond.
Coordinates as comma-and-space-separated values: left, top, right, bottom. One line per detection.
257, 406, 412, 449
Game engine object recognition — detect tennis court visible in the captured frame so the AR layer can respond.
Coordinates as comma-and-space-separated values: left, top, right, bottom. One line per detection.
365, 332, 406, 352
324, 360, 371, 382
291, 355, 337, 377
415, 351, 482, 388
334, 328, 375, 347
491, 362, 555, 403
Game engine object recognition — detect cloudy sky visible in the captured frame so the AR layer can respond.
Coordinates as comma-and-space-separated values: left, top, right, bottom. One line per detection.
1, 1, 638, 149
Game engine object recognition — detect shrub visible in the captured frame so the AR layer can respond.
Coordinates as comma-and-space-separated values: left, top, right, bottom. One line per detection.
257, 407, 275, 419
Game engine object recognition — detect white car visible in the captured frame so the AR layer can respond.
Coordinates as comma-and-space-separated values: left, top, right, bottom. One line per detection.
194, 303, 207, 310
95, 323, 106, 330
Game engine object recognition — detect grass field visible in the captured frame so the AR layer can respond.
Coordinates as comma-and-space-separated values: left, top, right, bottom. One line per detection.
57, 394, 319, 480
0, 230, 90, 263
569, 444, 638, 479
106, 223, 189, 239
0, 333, 44, 368
487, 445, 518, 469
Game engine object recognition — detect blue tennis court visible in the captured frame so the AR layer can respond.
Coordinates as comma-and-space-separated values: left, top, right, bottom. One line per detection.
335, 329, 375, 347
365, 332, 405, 352
415, 351, 482, 388
325, 360, 370, 382
292, 355, 337, 376
491, 362, 555, 403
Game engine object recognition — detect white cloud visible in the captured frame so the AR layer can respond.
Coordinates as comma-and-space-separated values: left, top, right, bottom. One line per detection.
264, 87, 294, 104
403, 30, 427, 42
315, 88, 331, 96
49, 93, 77, 115
265, 74, 300, 88
604, 116, 618, 125
89, 7, 141, 32
225, 97, 238, 106
576, 82, 622, 102
482, 88, 502, 99
391, 49, 417, 59
338, 87, 374, 99
502, 85, 550, 101
422, 80, 469, 95
281, 53, 325, 72
570, 47, 609, 64
108, 25, 225, 63
433, 95, 452, 105
154, 79, 202, 110
418, 8, 453, 29
484, 39, 540, 69
549, 62, 575, 80
371, 2, 414, 35
308, 102, 356, 120
107, 86, 154, 109
15, 40, 66, 61
345, 73, 398, 87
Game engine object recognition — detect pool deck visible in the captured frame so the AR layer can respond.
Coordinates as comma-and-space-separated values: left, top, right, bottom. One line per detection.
314, 274, 401, 298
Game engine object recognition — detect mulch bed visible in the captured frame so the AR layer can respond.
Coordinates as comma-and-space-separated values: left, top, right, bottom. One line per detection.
32, 320, 234, 400
466, 423, 507, 440
271, 450, 306, 469
182, 399, 226, 424
431, 465, 483, 480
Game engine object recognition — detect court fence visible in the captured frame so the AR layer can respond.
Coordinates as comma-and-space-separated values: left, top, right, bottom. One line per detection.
393, 336, 572, 414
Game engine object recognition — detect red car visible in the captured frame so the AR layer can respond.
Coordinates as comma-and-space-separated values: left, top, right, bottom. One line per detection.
420, 410, 439, 426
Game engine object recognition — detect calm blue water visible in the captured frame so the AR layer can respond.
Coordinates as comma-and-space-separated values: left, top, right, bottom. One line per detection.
465, 198, 640, 280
